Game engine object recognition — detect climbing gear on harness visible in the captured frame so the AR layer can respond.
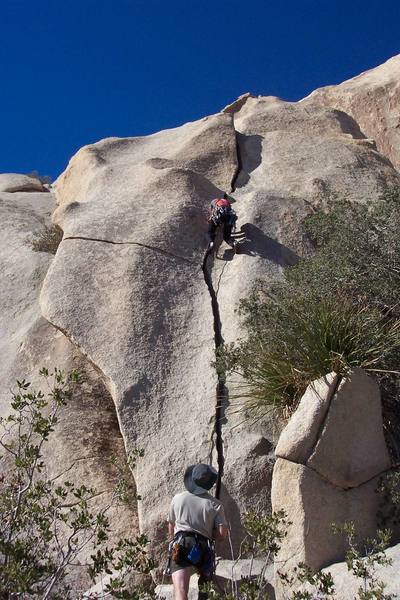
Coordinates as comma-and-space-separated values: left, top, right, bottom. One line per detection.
187, 542, 202, 565
211, 206, 237, 227
164, 538, 174, 576
164, 530, 216, 577
164, 531, 186, 575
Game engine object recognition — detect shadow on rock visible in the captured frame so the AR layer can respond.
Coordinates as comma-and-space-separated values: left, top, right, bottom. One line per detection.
234, 133, 263, 189
218, 483, 244, 556
239, 223, 299, 267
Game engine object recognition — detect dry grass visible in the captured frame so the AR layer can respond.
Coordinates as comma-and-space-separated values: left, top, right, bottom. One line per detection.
31, 224, 63, 255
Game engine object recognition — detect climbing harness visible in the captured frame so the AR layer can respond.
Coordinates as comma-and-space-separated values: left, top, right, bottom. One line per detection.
163, 531, 216, 578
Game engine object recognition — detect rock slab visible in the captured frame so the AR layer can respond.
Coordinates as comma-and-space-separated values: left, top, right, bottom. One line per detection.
306, 54, 400, 169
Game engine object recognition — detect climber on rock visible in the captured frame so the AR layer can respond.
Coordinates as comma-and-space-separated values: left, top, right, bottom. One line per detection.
207, 193, 238, 253
165, 463, 228, 600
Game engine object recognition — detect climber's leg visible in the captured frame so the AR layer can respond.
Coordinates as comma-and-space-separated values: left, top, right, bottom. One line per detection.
172, 567, 192, 600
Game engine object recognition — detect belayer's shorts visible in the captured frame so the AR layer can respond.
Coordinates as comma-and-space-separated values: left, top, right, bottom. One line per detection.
170, 533, 211, 576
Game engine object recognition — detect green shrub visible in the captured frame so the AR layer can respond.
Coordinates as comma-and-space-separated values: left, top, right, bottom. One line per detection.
220, 186, 400, 420
0, 369, 155, 599
289, 186, 400, 312
202, 508, 393, 600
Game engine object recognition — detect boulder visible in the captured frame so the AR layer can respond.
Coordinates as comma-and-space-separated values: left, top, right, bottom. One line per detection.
272, 458, 382, 573
0, 172, 46, 193
307, 369, 391, 488
275, 372, 338, 463
272, 369, 392, 599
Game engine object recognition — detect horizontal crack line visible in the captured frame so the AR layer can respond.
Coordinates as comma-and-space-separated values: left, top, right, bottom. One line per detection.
62, 235, 198, 266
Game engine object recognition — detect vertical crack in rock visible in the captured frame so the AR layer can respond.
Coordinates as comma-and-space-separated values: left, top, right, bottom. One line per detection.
204, 122, 243, 498
306, 374, 343, 462
202, 247, 226, 499
230, 130, 243, 193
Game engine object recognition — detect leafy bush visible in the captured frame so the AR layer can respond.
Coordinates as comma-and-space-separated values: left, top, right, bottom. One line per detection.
291, 186, 400, 312
0, 369, 155, 599
219, 187, 400, 421
203, 508, 393, 600
203, 509, 290, 600
330, 523, 394, 600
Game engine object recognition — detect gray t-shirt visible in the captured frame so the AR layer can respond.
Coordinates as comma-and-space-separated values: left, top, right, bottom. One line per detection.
168, 490, 227, 540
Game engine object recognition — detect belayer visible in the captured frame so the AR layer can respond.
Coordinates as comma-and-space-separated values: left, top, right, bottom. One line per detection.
166, 463, 228, 600
207, 194, 238, 252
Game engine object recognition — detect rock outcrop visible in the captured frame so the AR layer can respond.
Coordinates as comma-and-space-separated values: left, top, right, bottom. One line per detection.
304, 54, 400, 170
271, 369, 391, 598
0, 172, 47, 193
41, 93, 400, 557
1, 55, 400, 593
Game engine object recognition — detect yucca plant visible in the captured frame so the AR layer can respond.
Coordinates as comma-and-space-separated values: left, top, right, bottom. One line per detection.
226, 297, 400, 418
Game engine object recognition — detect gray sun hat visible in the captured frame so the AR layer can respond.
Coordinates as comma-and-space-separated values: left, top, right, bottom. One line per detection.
184, 464, 218, 495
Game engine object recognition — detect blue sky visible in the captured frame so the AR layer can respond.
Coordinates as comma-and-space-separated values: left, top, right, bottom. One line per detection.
1, 0, 399, 179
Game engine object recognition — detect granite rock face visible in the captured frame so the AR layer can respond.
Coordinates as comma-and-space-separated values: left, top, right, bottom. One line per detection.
41, 113, 238, 553
0, 190, 54, 393
305, 54, 400, 169
0, 190, 138, 592
41, 91, 400, 559
213, 94, 399, 535
1, 55, 400, 593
